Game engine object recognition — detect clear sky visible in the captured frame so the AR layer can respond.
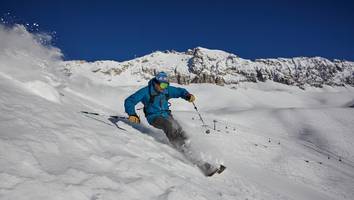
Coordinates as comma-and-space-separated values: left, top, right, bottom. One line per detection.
1, 0, 353, 61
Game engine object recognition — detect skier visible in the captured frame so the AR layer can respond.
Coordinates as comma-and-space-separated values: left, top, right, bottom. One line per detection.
124, 72, 224, 176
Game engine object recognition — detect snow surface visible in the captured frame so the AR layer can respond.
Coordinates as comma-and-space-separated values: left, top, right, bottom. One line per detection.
1, 24, 354, 200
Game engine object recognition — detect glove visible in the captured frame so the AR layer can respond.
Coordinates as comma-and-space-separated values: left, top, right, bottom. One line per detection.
186, 94, 196, 103
128, 115, 140, 124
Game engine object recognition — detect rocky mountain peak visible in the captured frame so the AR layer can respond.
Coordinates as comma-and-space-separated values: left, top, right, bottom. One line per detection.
63, 47, 354, 89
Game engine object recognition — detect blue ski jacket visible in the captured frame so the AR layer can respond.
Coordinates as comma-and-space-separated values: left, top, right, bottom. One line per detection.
124, 79, 190, 124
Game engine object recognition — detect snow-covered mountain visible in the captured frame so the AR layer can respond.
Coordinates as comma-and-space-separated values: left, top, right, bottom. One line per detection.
64, 47, 354, 88
1, 24, 354, 200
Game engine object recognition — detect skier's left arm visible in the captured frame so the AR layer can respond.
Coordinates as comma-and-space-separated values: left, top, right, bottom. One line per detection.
168, 86, 195, 102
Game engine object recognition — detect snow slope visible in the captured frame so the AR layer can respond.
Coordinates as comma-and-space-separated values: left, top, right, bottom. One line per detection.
1, 24, 354, 200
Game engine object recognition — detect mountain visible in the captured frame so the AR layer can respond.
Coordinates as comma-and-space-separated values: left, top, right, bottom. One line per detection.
63, 47, 354, 89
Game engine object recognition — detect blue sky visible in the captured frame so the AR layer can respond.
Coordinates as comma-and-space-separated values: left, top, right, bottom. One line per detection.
1, 0, 353, 61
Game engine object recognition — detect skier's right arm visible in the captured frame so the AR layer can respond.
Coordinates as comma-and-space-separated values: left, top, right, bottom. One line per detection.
124, 87, 146, 116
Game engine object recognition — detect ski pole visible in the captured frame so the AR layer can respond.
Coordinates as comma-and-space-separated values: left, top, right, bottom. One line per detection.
80, 111, 128, 131
80, 111, 128, 120
192, 102, 206, 125
192, 102, 211, 134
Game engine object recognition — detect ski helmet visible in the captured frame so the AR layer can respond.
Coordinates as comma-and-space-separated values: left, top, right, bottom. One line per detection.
155, 71, 169, 83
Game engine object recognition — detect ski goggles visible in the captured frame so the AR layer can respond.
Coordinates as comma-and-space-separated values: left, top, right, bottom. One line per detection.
159, 82, 169, 89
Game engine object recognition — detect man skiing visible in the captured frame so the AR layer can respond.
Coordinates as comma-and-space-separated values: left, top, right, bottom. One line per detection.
124, 72, 225, 176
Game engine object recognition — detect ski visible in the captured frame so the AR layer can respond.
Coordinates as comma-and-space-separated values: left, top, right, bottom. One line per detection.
217, 164, 226, 174
205, 164, 227, 177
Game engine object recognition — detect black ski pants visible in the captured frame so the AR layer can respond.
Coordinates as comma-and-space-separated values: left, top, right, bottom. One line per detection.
151, 115, 188, 148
